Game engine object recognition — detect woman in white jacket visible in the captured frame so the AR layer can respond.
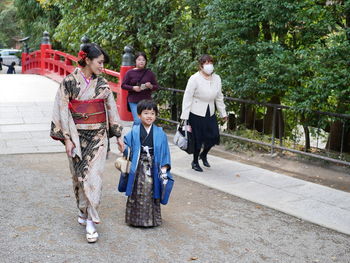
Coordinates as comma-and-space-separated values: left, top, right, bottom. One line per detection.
180, 55, 227, 172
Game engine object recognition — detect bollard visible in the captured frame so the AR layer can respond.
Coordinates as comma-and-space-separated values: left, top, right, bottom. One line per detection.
117, 46, 135, 121
40, 31, 51, 75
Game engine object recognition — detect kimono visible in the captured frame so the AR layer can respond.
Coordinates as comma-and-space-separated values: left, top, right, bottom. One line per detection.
50, 68, 123, 223
123, 124, 171, 227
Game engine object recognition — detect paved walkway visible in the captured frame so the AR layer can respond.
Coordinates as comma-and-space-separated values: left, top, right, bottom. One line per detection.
1, 74, 350, 238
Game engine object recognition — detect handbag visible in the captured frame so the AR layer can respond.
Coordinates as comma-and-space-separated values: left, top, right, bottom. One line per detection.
159, 172, 174, 205
116, 149, 131, 193
115, 148, 131, 174
173, 120, 194, 154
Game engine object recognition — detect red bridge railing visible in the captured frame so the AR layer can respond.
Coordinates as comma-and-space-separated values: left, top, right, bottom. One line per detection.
21, 34, 133, 121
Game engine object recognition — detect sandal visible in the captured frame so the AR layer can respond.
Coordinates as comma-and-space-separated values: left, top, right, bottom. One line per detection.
86, 231, 99, 243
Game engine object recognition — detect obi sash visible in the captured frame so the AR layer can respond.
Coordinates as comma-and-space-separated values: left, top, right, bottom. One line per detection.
69, 99, 106, 124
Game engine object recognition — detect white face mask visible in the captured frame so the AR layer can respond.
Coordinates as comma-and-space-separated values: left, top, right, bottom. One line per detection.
203, 63, 214, 75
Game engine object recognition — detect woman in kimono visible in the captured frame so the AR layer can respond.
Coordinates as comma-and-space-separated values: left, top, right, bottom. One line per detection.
50, 43, 124, 243
123, 100, 171, 227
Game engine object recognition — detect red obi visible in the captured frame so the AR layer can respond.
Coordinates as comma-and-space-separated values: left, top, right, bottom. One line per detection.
69, 99, 106, 124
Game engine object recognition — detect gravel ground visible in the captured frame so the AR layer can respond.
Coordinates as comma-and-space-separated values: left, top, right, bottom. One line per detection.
0, 153, 349, 263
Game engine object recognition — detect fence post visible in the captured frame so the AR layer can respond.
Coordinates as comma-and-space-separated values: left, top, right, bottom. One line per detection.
117, 46, 135, 121
271, 106, 277, 154
40, 31, 51, 76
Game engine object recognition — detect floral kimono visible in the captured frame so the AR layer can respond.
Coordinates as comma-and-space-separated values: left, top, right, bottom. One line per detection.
50, 68, 123, 223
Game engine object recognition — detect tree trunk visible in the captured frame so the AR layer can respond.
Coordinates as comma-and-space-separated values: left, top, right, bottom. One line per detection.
302, 125, 311, 151
325, 120, 350, 152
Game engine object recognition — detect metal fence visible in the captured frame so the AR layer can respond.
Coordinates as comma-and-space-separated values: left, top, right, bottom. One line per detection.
157, 87, 350, 167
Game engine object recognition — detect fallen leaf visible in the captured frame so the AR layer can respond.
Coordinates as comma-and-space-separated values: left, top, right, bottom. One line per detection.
236, 174, 240, 177
256, 205, 261, 209
189, 256, 198, 261
64, 195, 70, 198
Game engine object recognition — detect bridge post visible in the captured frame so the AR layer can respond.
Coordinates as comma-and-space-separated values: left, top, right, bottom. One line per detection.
20, 37, 30, 73
40, 31, 52, 75
117, 46, 135, 121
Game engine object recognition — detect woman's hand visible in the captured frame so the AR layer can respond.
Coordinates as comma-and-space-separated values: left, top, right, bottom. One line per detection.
117, 137, 125, 153
133, 86, 142, 92
222, 116, 228, 122
145, 82, 153, 89
64, 139, 75, 157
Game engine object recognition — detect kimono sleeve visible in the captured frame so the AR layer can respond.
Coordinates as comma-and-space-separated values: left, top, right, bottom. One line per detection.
105, 89, 123, 138
123, 130, 133, 158
160, 131, 171, 170
50, 79, 71, 142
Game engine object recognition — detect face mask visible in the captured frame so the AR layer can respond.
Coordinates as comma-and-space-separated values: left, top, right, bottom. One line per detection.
203, 64, 214, 75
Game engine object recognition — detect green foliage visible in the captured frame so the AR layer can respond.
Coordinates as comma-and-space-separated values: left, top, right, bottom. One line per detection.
0, 1, 21, 48
13, 0, 350, 153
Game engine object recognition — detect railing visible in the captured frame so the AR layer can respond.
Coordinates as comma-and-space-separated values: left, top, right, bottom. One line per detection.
21, 31, 133, 121
21, 33, 350, 166
158, 87, 350, 167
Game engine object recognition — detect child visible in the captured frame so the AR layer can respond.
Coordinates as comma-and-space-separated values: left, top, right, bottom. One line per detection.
5, 62, 16, 74
123, 99, 171, 227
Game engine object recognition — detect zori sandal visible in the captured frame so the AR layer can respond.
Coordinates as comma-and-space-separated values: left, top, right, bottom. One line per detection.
86, 231, 99, 243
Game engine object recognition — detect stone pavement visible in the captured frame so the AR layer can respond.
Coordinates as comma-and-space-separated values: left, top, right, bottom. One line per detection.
2, 153, 350, 263
1, 74, 350, 239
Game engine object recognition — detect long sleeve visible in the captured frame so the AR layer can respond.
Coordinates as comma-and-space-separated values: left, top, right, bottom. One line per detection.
106, 90, 123, 138
150, 71, 159, 91
121, 71, 134, 91
180, 75, 196, 120
160, 131, 171, 170
50, 80, 71, 141
215, 76, 227, 118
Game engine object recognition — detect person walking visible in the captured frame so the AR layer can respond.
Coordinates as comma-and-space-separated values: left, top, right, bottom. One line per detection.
50, 43, 124, 243
180, 54, 227, 172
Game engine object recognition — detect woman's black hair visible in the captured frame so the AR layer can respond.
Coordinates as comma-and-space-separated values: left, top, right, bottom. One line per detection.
137, 99, 158, 115
11, 62, 16, 66
135, 52, 147, 63
78, 43, 110, 67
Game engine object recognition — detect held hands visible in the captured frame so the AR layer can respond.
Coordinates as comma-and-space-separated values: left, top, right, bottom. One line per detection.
222, 116, 228, 122
64, 139, 75, 157
117, 137, 125, 153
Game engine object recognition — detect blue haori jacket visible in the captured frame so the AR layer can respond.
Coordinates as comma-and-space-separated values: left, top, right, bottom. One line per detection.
123, 124, 171, 199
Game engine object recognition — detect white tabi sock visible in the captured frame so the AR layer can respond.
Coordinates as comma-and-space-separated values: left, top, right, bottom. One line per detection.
86, 219, 96, 233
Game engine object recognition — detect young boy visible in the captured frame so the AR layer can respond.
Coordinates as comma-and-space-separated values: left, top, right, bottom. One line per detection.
122, 99, 172, 227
